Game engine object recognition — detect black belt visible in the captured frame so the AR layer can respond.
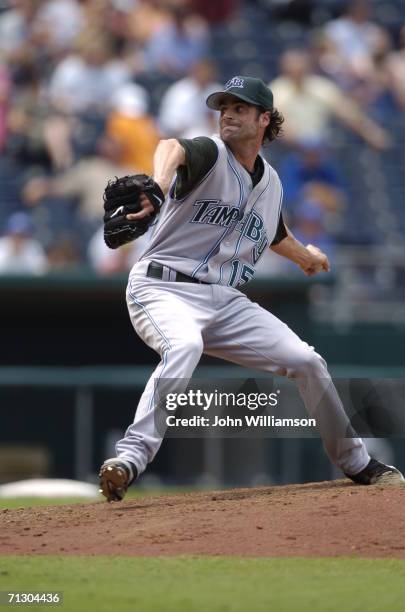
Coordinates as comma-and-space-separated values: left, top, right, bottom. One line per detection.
146, 262, 204, 284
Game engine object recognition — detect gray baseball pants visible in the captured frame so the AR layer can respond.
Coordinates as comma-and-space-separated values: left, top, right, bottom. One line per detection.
116, 261, 370, 477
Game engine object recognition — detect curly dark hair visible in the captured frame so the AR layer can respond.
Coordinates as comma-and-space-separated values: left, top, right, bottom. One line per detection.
258, 107, 284, 145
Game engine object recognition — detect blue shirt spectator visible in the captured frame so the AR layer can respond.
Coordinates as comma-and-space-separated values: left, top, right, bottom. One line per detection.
280, 140, 345, 210
143, 6, 210, 77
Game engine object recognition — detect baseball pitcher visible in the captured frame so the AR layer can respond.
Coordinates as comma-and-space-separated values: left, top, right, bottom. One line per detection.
100, 76, 404, 501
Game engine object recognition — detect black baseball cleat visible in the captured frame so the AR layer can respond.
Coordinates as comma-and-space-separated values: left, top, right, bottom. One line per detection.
345, 458, 405, 485
99, 458, 137, 502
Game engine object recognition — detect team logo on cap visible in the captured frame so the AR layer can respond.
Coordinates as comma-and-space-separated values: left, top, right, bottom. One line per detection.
225, 77, 245, 89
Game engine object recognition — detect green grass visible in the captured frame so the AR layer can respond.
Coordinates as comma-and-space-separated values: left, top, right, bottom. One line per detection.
0, 498, 95, 509
0, 556, 404, 612
0, 488, 197, 509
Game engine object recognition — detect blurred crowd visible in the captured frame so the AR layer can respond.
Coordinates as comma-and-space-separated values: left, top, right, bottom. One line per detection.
0, 0, 403, 276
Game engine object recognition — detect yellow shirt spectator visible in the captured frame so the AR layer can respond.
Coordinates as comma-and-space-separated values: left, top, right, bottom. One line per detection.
107, 84, 161, 175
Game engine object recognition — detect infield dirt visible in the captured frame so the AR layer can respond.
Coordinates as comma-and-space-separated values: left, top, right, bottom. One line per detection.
1, 479, 405, 557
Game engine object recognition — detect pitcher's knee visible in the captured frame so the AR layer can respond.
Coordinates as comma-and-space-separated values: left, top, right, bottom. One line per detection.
172, 336, 203, 362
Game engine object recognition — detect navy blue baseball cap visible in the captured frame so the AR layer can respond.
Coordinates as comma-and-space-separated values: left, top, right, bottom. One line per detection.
206, 76, 274, 111
5, 212, 33, 235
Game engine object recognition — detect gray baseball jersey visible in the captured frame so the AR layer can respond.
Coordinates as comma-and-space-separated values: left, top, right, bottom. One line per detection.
136, 135, 283, 286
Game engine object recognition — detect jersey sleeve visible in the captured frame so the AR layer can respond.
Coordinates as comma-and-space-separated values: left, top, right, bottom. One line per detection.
270, 173, 287, 246
270, 212, 287, 245
173, 137, 219, 200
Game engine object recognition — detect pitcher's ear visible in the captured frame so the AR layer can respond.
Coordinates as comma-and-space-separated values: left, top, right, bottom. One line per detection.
259, 111, 271, 128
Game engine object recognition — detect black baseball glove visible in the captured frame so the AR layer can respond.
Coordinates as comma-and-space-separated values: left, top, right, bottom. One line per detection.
103, 174, 165, 249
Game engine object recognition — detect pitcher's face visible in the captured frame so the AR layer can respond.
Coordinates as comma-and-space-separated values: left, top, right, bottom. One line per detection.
218, 96, 269, 145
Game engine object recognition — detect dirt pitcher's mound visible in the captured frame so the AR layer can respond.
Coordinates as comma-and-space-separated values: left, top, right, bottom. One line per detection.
2, 480, 405, 557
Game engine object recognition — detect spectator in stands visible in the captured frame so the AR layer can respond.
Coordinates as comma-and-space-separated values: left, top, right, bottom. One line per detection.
270, 49, 391, 149
385, 25, 405, 112
280, 139, 346, 213
190, 0, 240, 24
6, 59, 73, 170
0, 212, 48, 275
22, 134, 134, 238
350, 28, 402, 120
47, 30, 132, 114
323, 0, 384, 71
255, 195, 336, 279
268, 0, 317, 26
0, 0, 43, 61
312, 26, 404, 120
127, 0, 172, 49
46, 234, 80, 270
311, 29, 358, 91
158, 58, 220, 138
34, 0, 85, 53
142, 3, 210, 76
0, 62, 11, 152
87, 225, 152, 276
288, 199, 336, 273
106, 83, 160, 174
